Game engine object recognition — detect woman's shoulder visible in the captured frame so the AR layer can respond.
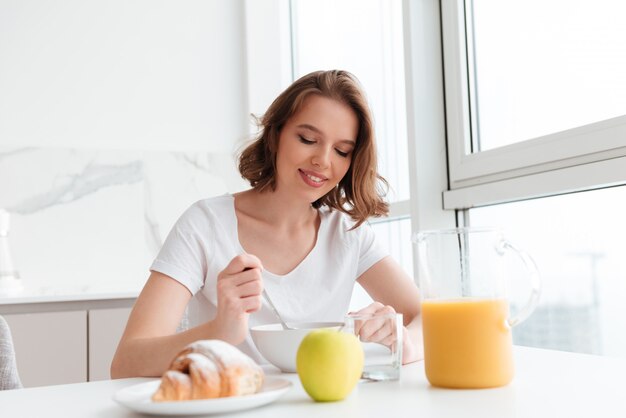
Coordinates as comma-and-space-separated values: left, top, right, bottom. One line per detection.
177, 194, 234, 226
320, 206, 372, 237
194, 193, 234, 211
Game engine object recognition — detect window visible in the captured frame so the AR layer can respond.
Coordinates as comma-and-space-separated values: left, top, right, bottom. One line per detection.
290, 0, 411, 270
437, 0, 626, 357
248, 1, 626, 359
470, 186, 626, 356
442, 0, 626, 208
290, 0, 408, 203
469, 0, 626, 150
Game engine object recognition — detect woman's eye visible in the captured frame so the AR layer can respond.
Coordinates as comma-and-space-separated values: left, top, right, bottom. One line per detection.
298, 135, 315, 144
335, 149, 350, 158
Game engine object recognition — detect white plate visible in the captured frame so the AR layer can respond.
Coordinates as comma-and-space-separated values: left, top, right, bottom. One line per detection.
113, 377, 292, 416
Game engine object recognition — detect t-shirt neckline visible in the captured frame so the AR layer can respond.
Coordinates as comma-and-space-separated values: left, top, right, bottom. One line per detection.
227, 194, 325, 278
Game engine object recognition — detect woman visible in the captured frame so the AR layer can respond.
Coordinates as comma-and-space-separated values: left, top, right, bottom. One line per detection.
111, 70, 422, 378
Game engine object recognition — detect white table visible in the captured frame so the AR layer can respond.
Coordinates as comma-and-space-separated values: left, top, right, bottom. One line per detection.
2, 346, 625, 418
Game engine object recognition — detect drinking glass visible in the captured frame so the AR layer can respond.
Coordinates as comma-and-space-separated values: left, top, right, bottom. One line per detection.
342, 312, 403, 381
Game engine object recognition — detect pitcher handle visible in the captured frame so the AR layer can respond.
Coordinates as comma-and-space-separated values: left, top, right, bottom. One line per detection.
502, 240, 542, 328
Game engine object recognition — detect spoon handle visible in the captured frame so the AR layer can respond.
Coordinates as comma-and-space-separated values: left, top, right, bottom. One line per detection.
262, 289, 290, 330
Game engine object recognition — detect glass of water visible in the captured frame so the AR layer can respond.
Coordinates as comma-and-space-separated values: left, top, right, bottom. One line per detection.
342, 312, 403, 381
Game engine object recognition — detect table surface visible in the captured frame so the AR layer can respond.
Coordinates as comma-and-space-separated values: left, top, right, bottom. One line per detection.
2, 346, 625, 418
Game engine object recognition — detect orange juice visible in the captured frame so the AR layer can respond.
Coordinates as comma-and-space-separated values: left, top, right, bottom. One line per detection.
422, 298, 513, 388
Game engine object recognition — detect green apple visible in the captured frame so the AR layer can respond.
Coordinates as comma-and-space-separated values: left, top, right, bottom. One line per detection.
296, 329, 364, 402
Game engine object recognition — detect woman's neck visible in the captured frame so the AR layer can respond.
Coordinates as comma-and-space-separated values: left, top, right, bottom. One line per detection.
233, 188, 318, 229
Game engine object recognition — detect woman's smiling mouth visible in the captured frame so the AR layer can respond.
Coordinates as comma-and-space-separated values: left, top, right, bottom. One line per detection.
299, 169, 328, 188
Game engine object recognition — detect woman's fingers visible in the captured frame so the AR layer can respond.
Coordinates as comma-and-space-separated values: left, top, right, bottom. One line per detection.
222, 267, 263, 287
236, 278, 263, 298
351, 301, 384, 316
353, 303, 398, 345
359, 316, 393, 342
221, 253, 263, 275
350, 302, 384, 335
217, 254, 264, 315
241, 294, 263, 313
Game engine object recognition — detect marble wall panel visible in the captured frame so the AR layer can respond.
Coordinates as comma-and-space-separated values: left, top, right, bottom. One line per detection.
0, 147, 239, 291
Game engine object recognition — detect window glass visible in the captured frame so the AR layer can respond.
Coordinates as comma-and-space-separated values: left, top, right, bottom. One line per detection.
469, 0, 626, 150
291, 0, 409, 202
371, 217, 414, 276
469, 186, 626, 357
351, 218, 415, 311
290, 0, 414, 308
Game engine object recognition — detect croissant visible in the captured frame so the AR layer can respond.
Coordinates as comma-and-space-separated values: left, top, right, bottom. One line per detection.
152, 340, 264, 402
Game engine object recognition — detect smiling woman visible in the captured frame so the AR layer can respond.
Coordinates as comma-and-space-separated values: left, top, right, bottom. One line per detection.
273, 96, 356, 203
111, 70, 423, 379
238, 70, 388, 228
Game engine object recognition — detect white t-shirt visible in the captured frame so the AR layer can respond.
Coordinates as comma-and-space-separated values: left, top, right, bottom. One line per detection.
150, 194, 388, 363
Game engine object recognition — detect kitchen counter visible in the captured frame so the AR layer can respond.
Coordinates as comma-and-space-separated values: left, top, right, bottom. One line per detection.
0, 283, 140, 304
0, 284, 139, 314
1, 346, 625, 417
0, 284, 139, 386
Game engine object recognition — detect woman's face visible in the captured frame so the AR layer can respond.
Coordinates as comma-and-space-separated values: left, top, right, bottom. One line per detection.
275, 94, 358, 203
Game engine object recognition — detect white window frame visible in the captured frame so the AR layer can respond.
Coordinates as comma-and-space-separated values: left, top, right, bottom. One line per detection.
441, 0, 626, 210
401, 0, 458, 281
402, 0, 455, 229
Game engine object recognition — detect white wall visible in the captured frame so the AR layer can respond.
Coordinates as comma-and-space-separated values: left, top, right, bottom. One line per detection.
0, 0, 251, 291
0, 0, 248, 153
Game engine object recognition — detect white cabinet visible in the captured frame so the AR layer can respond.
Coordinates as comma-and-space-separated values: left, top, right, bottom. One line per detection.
1, 296, 136, 387
4, 311, 88, 387
88, 307, 132, 381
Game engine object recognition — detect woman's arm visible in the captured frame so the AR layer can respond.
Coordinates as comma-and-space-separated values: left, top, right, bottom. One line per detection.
111, 254, 263, 378
356, 256, 423, 364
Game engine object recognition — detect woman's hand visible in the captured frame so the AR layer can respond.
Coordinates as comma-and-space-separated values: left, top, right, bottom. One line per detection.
350, 301, 422, 364
350, 302, 399, 347
214, 254, 264, 344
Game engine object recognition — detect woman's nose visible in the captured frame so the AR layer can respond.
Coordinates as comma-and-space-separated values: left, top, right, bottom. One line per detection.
311, 147, 331, 168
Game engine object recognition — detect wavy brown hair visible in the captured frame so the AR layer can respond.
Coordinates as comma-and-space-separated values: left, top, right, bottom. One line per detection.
238, 70, 388, 228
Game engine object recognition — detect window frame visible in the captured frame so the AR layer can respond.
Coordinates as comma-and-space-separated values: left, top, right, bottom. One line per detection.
441, 0, 626, 210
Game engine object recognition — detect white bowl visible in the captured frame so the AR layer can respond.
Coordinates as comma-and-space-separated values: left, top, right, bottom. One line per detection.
250, 322, 343, 373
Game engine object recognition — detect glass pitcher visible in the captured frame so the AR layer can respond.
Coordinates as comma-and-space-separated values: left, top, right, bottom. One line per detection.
412, 227, 541, 389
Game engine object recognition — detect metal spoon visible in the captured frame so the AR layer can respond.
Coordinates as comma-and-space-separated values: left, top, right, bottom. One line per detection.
262, 289, 294, 330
